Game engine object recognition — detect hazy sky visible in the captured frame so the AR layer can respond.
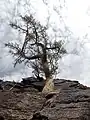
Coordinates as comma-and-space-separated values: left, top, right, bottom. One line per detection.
66, 0, 90, 36
0, 0, 90, 86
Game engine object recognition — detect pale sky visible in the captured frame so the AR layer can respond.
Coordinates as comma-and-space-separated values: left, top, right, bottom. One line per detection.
66, 0, 90, 36
0, 0, 90, 86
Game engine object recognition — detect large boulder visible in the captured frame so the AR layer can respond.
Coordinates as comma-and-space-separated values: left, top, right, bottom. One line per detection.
21, 77, 45, 91
21, 77, 44, 85
0, 79, 90, 120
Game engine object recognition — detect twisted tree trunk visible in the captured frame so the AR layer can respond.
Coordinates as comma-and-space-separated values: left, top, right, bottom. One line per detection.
42, 76, 54, 93
42, 61, 54, 93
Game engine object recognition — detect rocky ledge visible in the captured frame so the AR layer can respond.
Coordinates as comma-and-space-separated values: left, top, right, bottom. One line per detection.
0, 78, 90, 120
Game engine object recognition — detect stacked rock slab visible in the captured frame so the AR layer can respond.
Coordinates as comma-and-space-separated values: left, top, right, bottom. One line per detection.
0, 79, 90, 120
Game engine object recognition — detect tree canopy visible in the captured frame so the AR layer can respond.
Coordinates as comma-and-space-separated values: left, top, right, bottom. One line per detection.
5, 14, 67, 92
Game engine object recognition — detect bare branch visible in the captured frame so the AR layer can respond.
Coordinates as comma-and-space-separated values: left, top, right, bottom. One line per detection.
10, 23, 27, 32
5, 14, 67, 81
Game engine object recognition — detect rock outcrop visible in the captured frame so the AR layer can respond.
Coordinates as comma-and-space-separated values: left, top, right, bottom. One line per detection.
0, 78, 90, 120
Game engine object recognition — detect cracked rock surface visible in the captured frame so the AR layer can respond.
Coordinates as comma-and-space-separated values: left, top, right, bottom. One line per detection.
0, 79, 90, 120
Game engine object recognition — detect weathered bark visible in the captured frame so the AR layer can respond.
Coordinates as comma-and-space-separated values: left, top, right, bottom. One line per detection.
42, 61, 54, 93
42, 76, 54, 93
36, 42, 55, 93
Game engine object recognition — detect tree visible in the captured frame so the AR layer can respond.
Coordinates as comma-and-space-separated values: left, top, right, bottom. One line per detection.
5, 14, 66, 93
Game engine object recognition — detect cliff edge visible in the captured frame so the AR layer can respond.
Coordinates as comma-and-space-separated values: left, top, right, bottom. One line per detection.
0, 79, 90, 120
